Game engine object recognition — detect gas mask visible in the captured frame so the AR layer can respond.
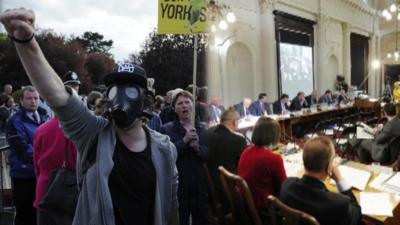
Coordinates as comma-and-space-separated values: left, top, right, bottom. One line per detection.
106, 83, 145, 129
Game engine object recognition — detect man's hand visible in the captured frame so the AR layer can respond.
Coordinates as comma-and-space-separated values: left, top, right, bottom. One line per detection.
188, 140, 200, 153
328, 157, 344, 182
183, 128, 198, 144
0, 8, 35, 40
375, 124, 384, 133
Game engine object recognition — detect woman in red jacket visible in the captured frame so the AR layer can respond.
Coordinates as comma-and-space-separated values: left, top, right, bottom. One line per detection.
238, 117, 287, 225
34, 117, 77, 225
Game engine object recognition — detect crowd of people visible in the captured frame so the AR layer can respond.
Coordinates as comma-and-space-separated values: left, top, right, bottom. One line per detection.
1, 7, 400, 225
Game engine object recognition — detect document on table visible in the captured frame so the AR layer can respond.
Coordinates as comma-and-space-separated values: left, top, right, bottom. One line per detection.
333, 165, 371, 191
283, 152, 303, 178
383, 173, 400, 193
369, 173, 393, 191
360, 122, 375, 135
356, 127, 374, 139
360, 192, 393, 217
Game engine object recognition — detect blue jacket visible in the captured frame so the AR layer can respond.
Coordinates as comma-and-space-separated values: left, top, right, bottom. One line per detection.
6, 106, 50, 178
160, 120, 208, 205
250, 100, 272, 116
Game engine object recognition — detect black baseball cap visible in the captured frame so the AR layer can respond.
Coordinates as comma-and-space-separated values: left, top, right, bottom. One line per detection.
103, 63, 147, 90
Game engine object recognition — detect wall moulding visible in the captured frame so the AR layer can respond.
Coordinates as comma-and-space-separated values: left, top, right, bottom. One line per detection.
341, 0, 376, 16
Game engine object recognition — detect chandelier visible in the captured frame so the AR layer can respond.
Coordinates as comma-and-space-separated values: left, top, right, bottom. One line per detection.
382, 1, 400, 21
207, 0, 236, 32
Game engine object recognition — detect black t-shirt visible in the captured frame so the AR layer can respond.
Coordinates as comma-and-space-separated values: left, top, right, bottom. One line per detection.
108, 127, 156, 225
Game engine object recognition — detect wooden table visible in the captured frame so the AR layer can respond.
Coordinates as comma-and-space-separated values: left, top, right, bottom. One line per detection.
279, 105, 355, 138
238, 105, 356, 139
238, 99, 381, 140
354, 98, 382, 118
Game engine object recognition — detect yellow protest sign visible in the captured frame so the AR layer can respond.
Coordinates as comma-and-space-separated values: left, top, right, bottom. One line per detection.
158, 0, 208, 34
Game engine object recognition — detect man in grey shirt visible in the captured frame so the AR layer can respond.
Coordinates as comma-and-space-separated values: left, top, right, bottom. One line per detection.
1, 8, 179, 225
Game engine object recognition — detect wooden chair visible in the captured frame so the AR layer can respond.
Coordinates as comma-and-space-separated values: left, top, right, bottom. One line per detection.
268, 195, 320, 225
203, 164, 226, 225
218, 166, 262, 225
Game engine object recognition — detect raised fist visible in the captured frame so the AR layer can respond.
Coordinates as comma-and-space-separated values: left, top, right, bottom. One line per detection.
0, 8, 35, 41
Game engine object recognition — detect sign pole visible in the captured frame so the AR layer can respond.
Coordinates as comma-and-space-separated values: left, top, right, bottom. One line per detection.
191, 34, 198, 127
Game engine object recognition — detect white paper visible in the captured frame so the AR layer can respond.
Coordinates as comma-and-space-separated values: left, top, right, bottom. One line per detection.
283, 152, 303, 178
324, 129, 334, 135
360, 192, 393, 217
356, 127, 374, 139
337, 165, 371, 191
383, 173, 400, 193
369, 173, 393, 191
385, 173, 400, 187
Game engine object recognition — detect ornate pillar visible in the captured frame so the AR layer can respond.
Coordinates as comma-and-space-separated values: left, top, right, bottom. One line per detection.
316, 15, 328, 92
259, 0, 279, 100
368, 33, 376, 96
342, 22, 351, 86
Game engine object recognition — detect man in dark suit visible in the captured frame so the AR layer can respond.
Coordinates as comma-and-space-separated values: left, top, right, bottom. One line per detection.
357, 103, 400, 163
318, 89, 333, 105
234, 98, 252, 118
280, 137, 362, 225
289, 91, 308, 111
207, 108, 247, 210
250, 93, 272, 116
305, 90, 319, 106
208, 96, 225, 125
273, 94, 289, 114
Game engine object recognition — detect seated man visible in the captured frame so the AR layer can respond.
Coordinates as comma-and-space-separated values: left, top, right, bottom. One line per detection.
250, 93, 272, 116
305, 90, 319, 106
337, 88, 350, 105
234, 98, 252, 118
208, 96, 225, 125
273, 94, 289, 115
289, 91, 308, 111
319, 89, 333, 105
357, 103, 400, 163
280, 137, 362, 225
207, 108, 247, 211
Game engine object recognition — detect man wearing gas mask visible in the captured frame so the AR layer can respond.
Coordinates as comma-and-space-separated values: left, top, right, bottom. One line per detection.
0, 8, 179, 225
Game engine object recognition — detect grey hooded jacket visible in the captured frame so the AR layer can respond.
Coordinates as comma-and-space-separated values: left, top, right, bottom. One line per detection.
53, 90, 179, 225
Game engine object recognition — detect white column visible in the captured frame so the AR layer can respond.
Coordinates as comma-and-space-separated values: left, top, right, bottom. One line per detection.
376, 34, 382, 97
342, 22, 351, 86
316, 15, 327, 92
259, 1, 279, 100
368, 34, 376, 97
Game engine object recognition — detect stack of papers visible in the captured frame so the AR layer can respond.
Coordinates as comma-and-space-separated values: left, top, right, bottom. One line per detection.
383, 173, 400, 194
360, 122, 374, 135
369, 173, 393, 191
332, 165, 372, 191
356, 127, 374, 139
360, 192, 393, 217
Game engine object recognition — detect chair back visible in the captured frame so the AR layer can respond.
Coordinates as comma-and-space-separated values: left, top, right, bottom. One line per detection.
218, 166, 262, 225
204, 164, 225, 225
268, 195, 320, 225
